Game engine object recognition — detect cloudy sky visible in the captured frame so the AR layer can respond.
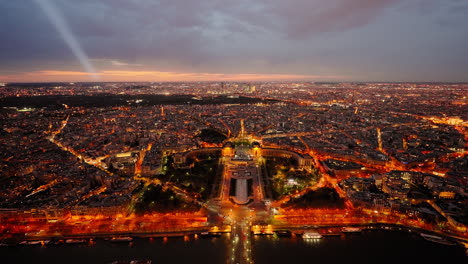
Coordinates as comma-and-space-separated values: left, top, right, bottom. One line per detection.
1, 0, 467, 82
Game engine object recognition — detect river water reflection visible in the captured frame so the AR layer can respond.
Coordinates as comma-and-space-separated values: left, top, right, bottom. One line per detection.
1, 231, 466, 264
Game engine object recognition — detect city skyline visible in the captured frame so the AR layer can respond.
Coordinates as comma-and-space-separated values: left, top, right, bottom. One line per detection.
1, 0, 468, 83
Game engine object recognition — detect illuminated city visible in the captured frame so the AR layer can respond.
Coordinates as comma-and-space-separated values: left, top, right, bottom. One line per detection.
0, 82, 467, 263
1, 1, 468, 263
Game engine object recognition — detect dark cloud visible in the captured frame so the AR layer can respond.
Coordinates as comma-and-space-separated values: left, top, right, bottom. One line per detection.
265, 0, 402, 38
0, 0, 467, 81
0, 2, 70, 63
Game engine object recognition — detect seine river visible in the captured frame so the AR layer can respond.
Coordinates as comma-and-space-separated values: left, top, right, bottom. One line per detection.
1, 231, 466, 264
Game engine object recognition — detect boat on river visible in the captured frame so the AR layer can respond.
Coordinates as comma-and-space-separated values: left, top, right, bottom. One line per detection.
19, 241, 42, 246
420, 233, 457, 246
65, 239, 87, 244
109, 237, 133, 243
342, 227, 362, 233
302, 231, 322, 239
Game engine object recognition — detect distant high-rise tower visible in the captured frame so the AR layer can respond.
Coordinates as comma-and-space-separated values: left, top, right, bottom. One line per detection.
240, 119, 246, 138
377, 128, 383, 152
402, 137, 408, 151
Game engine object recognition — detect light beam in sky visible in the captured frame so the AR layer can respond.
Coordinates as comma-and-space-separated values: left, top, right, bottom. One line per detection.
33, 0, 98, 79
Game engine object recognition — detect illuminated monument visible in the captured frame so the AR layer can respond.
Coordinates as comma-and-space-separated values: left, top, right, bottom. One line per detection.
225, 147, 256, 204
177, 118, 314, 205
216, 119, 315, 205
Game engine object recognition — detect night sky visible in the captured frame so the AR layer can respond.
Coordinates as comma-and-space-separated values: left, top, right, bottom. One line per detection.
1, 0, 467, 82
